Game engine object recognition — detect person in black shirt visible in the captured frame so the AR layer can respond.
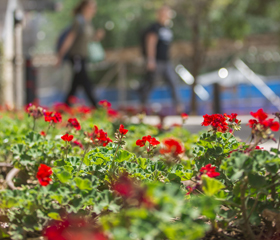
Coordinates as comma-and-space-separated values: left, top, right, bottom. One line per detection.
138, 6, 182, 113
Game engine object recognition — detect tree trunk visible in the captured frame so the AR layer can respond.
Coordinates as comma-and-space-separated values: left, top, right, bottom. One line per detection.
190, 16, 201, 115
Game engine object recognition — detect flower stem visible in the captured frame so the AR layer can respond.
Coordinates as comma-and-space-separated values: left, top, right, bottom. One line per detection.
77, 145, 89, 176
45, 123, 51, 136
111, 141, 122, 173
240, 177, 255, 240
32, 118, 36, 131
65, 142, 68, 161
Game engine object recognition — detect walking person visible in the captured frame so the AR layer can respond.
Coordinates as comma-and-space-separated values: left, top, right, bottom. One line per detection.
138, 5, 183, 114
56, 0, 104, 107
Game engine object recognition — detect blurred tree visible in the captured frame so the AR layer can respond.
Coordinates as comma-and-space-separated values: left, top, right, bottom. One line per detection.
172, 0, 248, 115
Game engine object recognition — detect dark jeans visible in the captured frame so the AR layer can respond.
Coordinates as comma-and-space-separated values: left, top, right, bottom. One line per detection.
65, 56, 97, 107
138, 61, 181, 106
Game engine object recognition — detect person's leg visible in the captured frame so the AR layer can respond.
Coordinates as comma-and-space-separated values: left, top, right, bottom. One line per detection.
65, 58, 80, 105
79, 59, 98, 108
138, 69, 157, 106
162, 62, 183, 112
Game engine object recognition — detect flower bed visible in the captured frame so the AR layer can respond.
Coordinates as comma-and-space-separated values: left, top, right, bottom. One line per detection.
0, 102, 280, 240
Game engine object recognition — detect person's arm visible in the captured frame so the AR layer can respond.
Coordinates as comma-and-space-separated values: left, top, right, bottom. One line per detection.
93, 28, 105, 41
145, 32, 158, 71
56, 31, 76, 66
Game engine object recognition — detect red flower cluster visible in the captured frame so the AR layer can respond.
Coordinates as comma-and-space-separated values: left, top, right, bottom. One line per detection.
107, 108, 119, 118
224, 113, 239, 124
44, 111, 62, 123
181, 113, 188, 120
61, 133, 74, 142
72, 140, 84, 149
98, 100, 111, 108
160, 138, 184, 156
44, 217, 107, 240
112, 175, 134, 197
136, 135, 160, 147
119, 124, 128, 135
25, 103, 44, 119
36, 164, 52, 186
200, 164, 220, 178
67, 118, 81, 130
248, 109, 279, 132
92, 126, 112, 146
112, 174, 154, 208
77, 105, 92, 114
255, 146, 264, 150
202, 114, 228, 132
40, 131, 46, 137
98, 100, 119, 118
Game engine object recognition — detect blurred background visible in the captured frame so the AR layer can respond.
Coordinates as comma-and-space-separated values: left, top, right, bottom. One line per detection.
1, 0, 280, 115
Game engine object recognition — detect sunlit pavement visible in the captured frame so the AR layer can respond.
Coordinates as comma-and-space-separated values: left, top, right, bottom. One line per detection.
131, 115, 279, 151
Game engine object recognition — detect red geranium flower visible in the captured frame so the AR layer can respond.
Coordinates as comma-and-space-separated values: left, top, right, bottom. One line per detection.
61, 133, 73, 142
255, 146, 264, 150
160, 138, 184, 156
77, 105, 92, 114
136, 135, 160, 147
36, 164, 52, 186
52, 112, 62, 123
44, 111, 62, 123
200, 164, 220, 178
91, 125, 112, 146
25, 103, 44, 119
149, 137, 160, 146
44, 217, 108, 240
112, 176, 133, 197
107, 108, 119, 117
247, 119, 258, 128
68, 118, 81, 130
119, 124, 128, 135
40, 131, 46, 137
250, 109, 268, 122
262, 118, 280, 131
98, 100, 111, 108
224, 113, 239, 124
136, 139, 146, 147
44, 111, 53, 122
72, 140, 83, 149
248, 108, 279, 132
181, 113, 188, 120
202, 114, 228, 132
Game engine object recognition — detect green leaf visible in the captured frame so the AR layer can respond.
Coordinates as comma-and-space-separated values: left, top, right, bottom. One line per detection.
74, 177, 93, 190
84, 153, 91, 166
56, 171, 72, 184
175, 170, 193, 180
137, 158, 147, 169
168, 173, 181, 184
115, 150, 134, 163
231, 170, 244, 181
48, 212, 62, 221
91, 153, 110, 165
248, 173, 266, 188
202, 175, 225, 196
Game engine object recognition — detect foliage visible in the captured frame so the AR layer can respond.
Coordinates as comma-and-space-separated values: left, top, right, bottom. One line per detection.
0, 106, 280, 240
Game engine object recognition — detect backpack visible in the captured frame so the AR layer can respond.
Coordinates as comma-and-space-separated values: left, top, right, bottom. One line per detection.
55, 15, 85, 61
56, 26, 71, 61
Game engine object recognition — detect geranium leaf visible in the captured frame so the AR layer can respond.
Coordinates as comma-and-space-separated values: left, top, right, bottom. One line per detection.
48, 212, 62, 221
202, 175, 225, 196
